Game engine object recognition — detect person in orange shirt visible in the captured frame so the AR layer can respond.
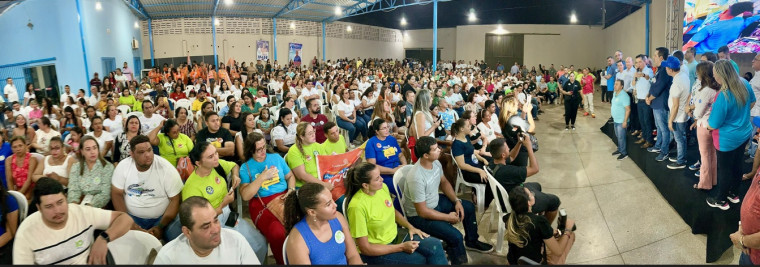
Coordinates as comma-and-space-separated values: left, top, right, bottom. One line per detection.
230, 66, 240, 82
207, 65, 217, 88
218, 63, 232, 87
149, 67, 161, 85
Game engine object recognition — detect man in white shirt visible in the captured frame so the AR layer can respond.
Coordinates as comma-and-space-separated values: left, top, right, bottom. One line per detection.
111, 135, 184, 242
114, 68, 128, 88
60, 85, 74, 107
663, 56, 690, 169
358, 76, 371, 93
153, 196, 260, 265
139, 100, 165, 135
88, 86, 100, 106
632, 54, 655, 147
13, 178, 134, 265
4, 77, 18, 103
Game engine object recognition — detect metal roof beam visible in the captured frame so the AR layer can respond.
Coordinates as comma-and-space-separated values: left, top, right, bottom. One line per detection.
606, 0, 651, 6
212, 0, 220, 16
274, 0, 319, 18
143, 2, 213, 8
326, 0, 451, 22
125, 0, 150, 19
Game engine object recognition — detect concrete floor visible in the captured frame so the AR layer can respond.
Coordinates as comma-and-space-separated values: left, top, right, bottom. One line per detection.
248, 92, 743, 265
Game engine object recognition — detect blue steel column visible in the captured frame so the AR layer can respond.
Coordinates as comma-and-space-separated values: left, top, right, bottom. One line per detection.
273, 18, 278, 61
432, 0, 438, 72
212, 16, 218, 71
322, 21, 326, 62
645, 2, 650, 55
75, 0, 91, 93
148, 19, 155, 67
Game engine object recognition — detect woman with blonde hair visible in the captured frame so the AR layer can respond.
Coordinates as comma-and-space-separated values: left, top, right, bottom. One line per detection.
285, 122, 332, 190
705, 59, 756, 210
407, 89, 442, 162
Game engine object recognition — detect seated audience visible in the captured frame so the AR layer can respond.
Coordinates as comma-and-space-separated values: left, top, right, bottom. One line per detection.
113, 115, 142, 162
255, 108, 274, 141
138, 100, 165, 135
35, 137, 73, 187
196, 112, 236, 162
174, 107, 196, 141
85, 116, 114, 160
218, 95, 236, 117
401, 136, 493, 265
344, 162, 447, 265
476, 109, 502, 144
31, 117, 61, 155
103, 105, 123, 137
154, 196, 260, 264
0, 134, 12, 190
67, 136, 114, 208
149, 119, 194, 167
271, 108, 298, 155
13, 177, 133, 264
284, 182, 363, 264
300, 98, 329, 144
505, 186, 575, 265
222, 101, 243, 136
182, 141, 269, 262
0, 178, 17, 264
451, 118, 493, 208
235, 112, 257, 162
321, 121, 348, 155
6, 136, 37, 199
239, 132, 295, 265
111, 135, 184, 242
10, 115, 34, 150
335, 88, 368, 144
195, 101, 215, 130
364, 119, 406, 211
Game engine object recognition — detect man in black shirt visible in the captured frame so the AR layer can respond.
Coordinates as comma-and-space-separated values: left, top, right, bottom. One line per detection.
487, 138, 560, 223
195, 111, 236, 162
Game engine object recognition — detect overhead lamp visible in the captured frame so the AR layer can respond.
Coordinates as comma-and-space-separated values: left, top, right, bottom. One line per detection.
468, 9, 476, 22
346, 25, 352, 32
214, 18, 220, 26
400, 17, 407, 26
134, 21, 139, 28
570, 13, 578, 23
335, 6, 342, 15
290, 22, 295, 29
95, 1, 102, 10
224, 0, 233, 5
492, 24, 508, 35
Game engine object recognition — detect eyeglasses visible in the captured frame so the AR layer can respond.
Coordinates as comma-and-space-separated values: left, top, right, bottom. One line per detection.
255, 146, 266, 153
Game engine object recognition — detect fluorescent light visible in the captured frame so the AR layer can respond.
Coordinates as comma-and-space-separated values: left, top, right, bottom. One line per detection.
400, 17, 407, 26
224, 0, 232, 5
335, 6, 342, 15
134, 21, 139, 28
492, 25, 508, 35
214, 18, 220, 26
290, 22, 295, 29
95, 1, 102, 10
468, 9, 476, 22
346, 25, 352, 32
570, 14, 578, 23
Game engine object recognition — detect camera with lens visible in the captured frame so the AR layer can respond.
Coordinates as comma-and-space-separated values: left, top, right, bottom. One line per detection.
504, 115, 539, 152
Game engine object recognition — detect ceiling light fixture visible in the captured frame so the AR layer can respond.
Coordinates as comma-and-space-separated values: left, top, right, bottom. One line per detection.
346, 25, 352, 32
335, 6, 342, 15
492, 24, 508, 35
214, 18, 220, 26
224, 0, 232, 5
400, 17, 407, 26
570, 14, 578, 23
134, 21, 139, 28
290, 22, 295, 29
95, 1, 102, 10
468, 9, 476, 22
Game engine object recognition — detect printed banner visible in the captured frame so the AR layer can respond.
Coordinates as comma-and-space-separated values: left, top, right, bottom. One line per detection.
256, 40, 269, 61
316, 147, 363, 201
288, 43, 303, 67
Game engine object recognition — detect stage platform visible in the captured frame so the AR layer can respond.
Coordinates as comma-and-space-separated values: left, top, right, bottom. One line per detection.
600, 121, 751, 263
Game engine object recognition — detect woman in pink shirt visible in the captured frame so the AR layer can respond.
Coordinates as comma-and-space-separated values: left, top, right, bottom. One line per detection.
27, 100, 43, 127
580, 68, 596, 118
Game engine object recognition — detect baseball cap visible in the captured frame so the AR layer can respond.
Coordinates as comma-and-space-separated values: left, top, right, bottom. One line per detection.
662, 56, 681, 70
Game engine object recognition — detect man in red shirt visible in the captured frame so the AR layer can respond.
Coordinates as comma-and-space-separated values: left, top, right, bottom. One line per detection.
300, 98, 328, 143
580, 68, 596, 118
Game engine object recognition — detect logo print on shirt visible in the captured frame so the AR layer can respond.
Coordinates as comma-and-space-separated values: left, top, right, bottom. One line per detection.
206, 186, 214, 195
335, 230, 345, 244
215, 176, 221, 184
385, 199, 392, 207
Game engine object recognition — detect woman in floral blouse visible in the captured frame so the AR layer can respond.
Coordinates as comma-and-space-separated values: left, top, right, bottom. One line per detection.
66, 135, 114, 208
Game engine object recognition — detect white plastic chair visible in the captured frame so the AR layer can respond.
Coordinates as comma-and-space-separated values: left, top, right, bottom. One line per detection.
49, 119, 60, 131
393, 165, 415, 218
484, 166, 511, 253
116, 105, 131, 115
216, 102, 227, 112
341, 197, 348, 217
126, 111, 143, 118
175, 99, 192, 111
8, 190, 28, 223
107, 230, 163, 264
451, 153, 486, 217
282, 235, 290, 264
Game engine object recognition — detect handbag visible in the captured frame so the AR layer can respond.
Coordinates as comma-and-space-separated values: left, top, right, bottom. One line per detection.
246, 163, 286, 225
169, 138, 194, 182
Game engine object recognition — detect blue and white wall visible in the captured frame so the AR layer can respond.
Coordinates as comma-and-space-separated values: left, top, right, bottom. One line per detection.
0, 0, 143, 99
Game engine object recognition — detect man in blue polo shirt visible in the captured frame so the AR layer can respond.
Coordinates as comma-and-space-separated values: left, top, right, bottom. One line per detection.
645, 47, 673, 161
604, 57, 617, 103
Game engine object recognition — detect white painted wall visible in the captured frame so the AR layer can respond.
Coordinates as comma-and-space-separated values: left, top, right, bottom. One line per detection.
602, 6, 647, 59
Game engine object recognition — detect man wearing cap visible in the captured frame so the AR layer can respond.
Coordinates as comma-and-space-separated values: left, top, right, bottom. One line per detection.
663, 56, 690, 169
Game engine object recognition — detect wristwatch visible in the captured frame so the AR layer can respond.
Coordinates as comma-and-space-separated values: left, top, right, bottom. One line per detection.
99, 231, 111, 243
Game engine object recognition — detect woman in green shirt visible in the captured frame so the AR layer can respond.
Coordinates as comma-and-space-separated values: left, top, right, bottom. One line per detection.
344, 162, 447, 265
241, 92, 262, 115
118, 89, 137, 107
148, 119, 194, 167
67, 136, 114, 208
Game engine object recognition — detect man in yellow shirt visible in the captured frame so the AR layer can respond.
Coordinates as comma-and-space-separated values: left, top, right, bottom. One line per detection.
321, 122, 348, 155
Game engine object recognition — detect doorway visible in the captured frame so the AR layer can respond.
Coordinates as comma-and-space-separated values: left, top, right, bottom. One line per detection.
484, 34, 524, 70
102, 57, 116, 76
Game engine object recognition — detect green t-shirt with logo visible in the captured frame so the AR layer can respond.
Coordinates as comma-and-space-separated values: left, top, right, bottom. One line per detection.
286, 142, 325, 187
182, 159, 236, 209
